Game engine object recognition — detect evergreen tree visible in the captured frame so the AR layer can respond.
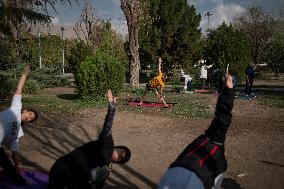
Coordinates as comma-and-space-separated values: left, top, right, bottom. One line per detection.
139, 0, 202, 72
204, 22, 250, 82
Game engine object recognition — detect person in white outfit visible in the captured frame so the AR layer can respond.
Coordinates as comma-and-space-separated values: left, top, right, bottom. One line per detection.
0, 64, 38, 186
179, 66, 192, 92
199, 59, 213, 90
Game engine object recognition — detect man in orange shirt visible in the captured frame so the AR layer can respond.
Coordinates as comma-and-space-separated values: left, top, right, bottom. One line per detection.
139, 57, 169, 107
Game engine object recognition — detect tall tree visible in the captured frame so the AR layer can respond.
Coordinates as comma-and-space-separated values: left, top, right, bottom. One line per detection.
263, 12, 284, 79
234, 6, 275, 65
0, 0, 72, 38
120, 0, 141, 87
139, 0, 202, 72
74, 0, 100, 51
204, 22, 250, 81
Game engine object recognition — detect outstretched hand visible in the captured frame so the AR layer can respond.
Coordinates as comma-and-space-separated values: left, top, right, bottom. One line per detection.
107, 89, 116, 103
15, 64, 30, 95
22, 64, 30, 75
225, 64, 233, 89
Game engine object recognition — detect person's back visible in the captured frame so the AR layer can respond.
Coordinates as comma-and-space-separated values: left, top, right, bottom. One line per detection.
0, 96, 24, 146
50, 139, 114, 188
48, 90, 131, 189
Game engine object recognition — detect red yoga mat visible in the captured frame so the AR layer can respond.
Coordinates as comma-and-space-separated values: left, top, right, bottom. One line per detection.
194, 90, 210, 93
128, 101, 175, 108
0, 168, 48, 189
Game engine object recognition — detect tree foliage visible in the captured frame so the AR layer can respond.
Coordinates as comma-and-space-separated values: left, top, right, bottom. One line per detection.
0, 0, 74, 38
76, 51, 125, 99
204, 22, 250, 81
263, 14, 284, 78
234, 6, 275, 65
139, 0, 202, 72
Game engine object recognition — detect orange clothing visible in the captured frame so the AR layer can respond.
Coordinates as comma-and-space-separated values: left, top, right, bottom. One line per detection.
148, 70, 165, 90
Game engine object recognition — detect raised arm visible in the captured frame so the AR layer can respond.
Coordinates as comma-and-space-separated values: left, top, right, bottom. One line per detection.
179, 65, 185, 77
99, 90, 117, 139
204, 64, 213, 70
205, 65, 234, 144
158, 57, 162, 74
15, 64, 30, 95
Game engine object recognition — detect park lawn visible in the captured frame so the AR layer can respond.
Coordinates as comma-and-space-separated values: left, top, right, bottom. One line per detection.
0, 87, 214, 119
1, 79, 283, 118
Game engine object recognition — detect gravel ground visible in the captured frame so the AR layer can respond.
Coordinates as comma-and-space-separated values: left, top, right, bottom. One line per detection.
15, 87, 284, 189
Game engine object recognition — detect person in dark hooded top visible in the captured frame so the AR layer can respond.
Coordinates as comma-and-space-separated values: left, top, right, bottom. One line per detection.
48, 90, 131, 189
158, 65, 234, 189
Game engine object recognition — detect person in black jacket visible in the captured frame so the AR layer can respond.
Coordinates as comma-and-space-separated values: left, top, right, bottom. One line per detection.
48, 90, 131, 189
158, 66, 234, 189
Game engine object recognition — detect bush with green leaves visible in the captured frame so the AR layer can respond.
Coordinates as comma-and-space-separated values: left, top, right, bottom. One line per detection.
0, 65, 69, 99
66, 41, 93, 76
76, 51, 125, 99
30, 68, 69, 88
204, 23, 250, 83
0, 38, 17, 70
0, 77, 41, 99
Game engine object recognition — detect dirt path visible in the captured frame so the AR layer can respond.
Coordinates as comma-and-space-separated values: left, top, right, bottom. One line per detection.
18, 88, 284, 189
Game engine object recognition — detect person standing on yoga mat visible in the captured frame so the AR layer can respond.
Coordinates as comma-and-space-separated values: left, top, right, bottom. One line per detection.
140, 57, 169, 107
158, 65, 235, 189
0, 64, 38, 186
48, 90, 131, 189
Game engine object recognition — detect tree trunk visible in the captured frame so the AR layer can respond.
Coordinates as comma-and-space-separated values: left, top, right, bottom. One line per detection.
128, 19, 140, 87
120, 0, 140, 88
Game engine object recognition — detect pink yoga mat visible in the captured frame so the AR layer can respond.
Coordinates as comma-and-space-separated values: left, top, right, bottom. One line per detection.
0, 168, 48, 189
128, 101, 175, 108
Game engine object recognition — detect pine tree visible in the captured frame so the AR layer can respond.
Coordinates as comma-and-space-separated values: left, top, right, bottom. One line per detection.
139, 0, 202, 72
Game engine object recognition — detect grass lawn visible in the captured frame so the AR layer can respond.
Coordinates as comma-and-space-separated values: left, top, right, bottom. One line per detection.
1, 74, 283, 118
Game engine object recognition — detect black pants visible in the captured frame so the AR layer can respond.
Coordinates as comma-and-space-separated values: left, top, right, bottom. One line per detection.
200, 78, 206, 90
0, 148, 26, 185
245, 78, 253, 95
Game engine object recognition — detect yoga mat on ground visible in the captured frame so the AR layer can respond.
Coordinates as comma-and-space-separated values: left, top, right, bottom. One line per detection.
194, 90, 210, 93
0, 168, 48, 189
128, 101, 175, 108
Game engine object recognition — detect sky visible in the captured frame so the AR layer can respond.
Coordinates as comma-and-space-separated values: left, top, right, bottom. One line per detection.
46, 0, 284, 36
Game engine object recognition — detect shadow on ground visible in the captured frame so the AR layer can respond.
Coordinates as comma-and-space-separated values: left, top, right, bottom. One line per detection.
17, 108, 157, 188
222, 178, 244, 189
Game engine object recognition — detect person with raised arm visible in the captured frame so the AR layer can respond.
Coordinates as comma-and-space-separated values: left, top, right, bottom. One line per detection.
140, 57, 169, 107
48, 89, 131, 189
0, 64, 38, 185
158, 65, 234, 189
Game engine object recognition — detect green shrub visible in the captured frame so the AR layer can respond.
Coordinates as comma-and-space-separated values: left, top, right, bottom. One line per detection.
66, 41, 93, 76
30, 70, 69, 88
0, 78, 40, 99
76, 51, 125, 99
24, 79, 41, 94
0, 78, 17, 99
0, 38, 17, 70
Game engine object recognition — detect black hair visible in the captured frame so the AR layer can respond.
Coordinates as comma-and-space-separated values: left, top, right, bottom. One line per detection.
113, 146, 131, 164
22, 108, 38, 123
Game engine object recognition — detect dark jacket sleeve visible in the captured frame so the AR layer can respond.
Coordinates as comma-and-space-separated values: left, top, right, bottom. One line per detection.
205, 87, 235, 144
95, 101, 116, 166
99, 102, 116, 139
